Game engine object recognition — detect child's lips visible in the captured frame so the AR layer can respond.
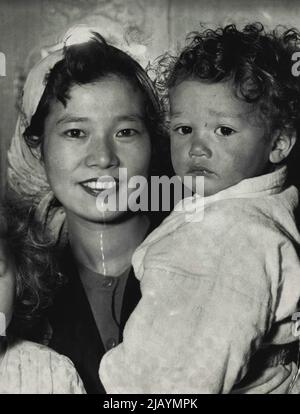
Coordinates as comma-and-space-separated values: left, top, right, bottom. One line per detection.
187, 166, 216, 177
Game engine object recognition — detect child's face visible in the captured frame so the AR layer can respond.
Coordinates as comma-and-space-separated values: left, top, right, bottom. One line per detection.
0, 240, 15, 334
43, 75, 151, 223
169, 80, 275, 196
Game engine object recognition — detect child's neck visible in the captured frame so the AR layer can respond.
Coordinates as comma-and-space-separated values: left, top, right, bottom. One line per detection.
66, 212, 150, 276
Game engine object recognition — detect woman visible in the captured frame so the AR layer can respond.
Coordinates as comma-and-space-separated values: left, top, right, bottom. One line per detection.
6, 28, 169, 394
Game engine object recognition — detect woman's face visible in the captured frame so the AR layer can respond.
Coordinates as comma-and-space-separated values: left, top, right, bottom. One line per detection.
0, 240, 15, 335
42, 75, 151, 223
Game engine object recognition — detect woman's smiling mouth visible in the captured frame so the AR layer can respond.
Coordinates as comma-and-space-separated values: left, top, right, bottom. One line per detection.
80, 177, 118, 197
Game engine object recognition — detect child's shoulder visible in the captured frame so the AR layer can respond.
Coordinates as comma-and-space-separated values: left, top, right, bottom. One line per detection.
146, 189, 297, 266
189, 187, 298, 238
0, 339, 86, 394
178, 197, 281, 242
136, 186, 299, 282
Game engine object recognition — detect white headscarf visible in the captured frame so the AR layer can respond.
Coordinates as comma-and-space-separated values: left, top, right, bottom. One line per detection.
7, 27, 104, 244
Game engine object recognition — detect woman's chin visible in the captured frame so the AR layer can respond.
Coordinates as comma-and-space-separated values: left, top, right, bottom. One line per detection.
58, 191, 135, 224
70, 207, 131, 224
94, 209, 130, 223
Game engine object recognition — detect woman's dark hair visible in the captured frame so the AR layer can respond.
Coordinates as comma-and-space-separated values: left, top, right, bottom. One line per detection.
6, 33, 173, 340
156, 23, 300, 188
3, 197, 62, 339
24, 32, 170, 176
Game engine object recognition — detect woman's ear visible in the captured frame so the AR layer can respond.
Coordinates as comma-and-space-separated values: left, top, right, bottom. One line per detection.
269, 130, 297, 164
31, 140, 44, 164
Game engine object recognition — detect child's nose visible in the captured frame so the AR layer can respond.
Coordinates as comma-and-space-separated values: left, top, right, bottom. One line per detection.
85, 137, 119, 169
189, 132, 212, 158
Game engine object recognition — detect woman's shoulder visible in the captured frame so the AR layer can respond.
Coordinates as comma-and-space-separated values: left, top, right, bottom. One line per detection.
0, 339, 86, 394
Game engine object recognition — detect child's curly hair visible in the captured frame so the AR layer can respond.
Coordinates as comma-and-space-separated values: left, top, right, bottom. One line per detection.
155, 22, 300, 188
3, 197, 63, 339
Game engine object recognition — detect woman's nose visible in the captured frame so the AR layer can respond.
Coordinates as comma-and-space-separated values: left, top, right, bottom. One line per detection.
85, 138, 119, 169
189, 132, 212, 159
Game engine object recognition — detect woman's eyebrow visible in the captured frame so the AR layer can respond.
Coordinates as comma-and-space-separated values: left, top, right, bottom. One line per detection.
114, 114, 145, 122
169, 112, 183, 118
56, 115, 89, 125
56, 114, 145, 126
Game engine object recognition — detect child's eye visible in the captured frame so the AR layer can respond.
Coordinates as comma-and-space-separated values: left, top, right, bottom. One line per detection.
116, 129, 138, 137
64, 129, 86, 138
215, 126, 236, 137
174, 126, 193, 135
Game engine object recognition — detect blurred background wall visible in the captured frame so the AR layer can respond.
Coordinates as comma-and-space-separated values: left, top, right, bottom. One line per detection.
0, 0, 300, 197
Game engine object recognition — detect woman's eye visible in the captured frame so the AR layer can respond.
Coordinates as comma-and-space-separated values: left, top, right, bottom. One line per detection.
215, 126, 236, 137
174, 126, 193, 135
116, 129, 138, 137
64, 129, 86, 138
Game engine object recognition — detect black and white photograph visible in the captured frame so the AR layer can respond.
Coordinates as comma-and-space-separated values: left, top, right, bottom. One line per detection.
0, 0, 300, 397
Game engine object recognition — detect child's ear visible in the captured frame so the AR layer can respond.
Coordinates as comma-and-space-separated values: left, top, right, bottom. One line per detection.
269, 130, 297, 164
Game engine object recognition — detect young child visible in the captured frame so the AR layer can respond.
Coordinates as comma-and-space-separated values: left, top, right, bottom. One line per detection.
0, 205, 86, 394
99, 23, 300, 393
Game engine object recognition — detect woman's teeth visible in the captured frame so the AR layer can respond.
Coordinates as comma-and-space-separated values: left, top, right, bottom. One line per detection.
83, 181, 116, 190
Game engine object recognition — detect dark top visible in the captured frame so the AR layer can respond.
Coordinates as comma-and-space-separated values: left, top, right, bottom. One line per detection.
45, 212, 168, 394
48, 244, 141, 394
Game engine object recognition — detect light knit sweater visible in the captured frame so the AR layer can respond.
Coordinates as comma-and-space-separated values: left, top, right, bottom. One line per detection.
0, 339, 86, 394
100, 167, 300, 393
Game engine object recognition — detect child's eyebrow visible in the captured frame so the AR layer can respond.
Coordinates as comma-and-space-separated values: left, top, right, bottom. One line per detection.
170, 110, 249, 119
208, 109, 250, 118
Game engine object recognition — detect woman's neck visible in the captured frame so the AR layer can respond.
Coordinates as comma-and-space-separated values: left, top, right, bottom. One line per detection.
66, 212, 150, 277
